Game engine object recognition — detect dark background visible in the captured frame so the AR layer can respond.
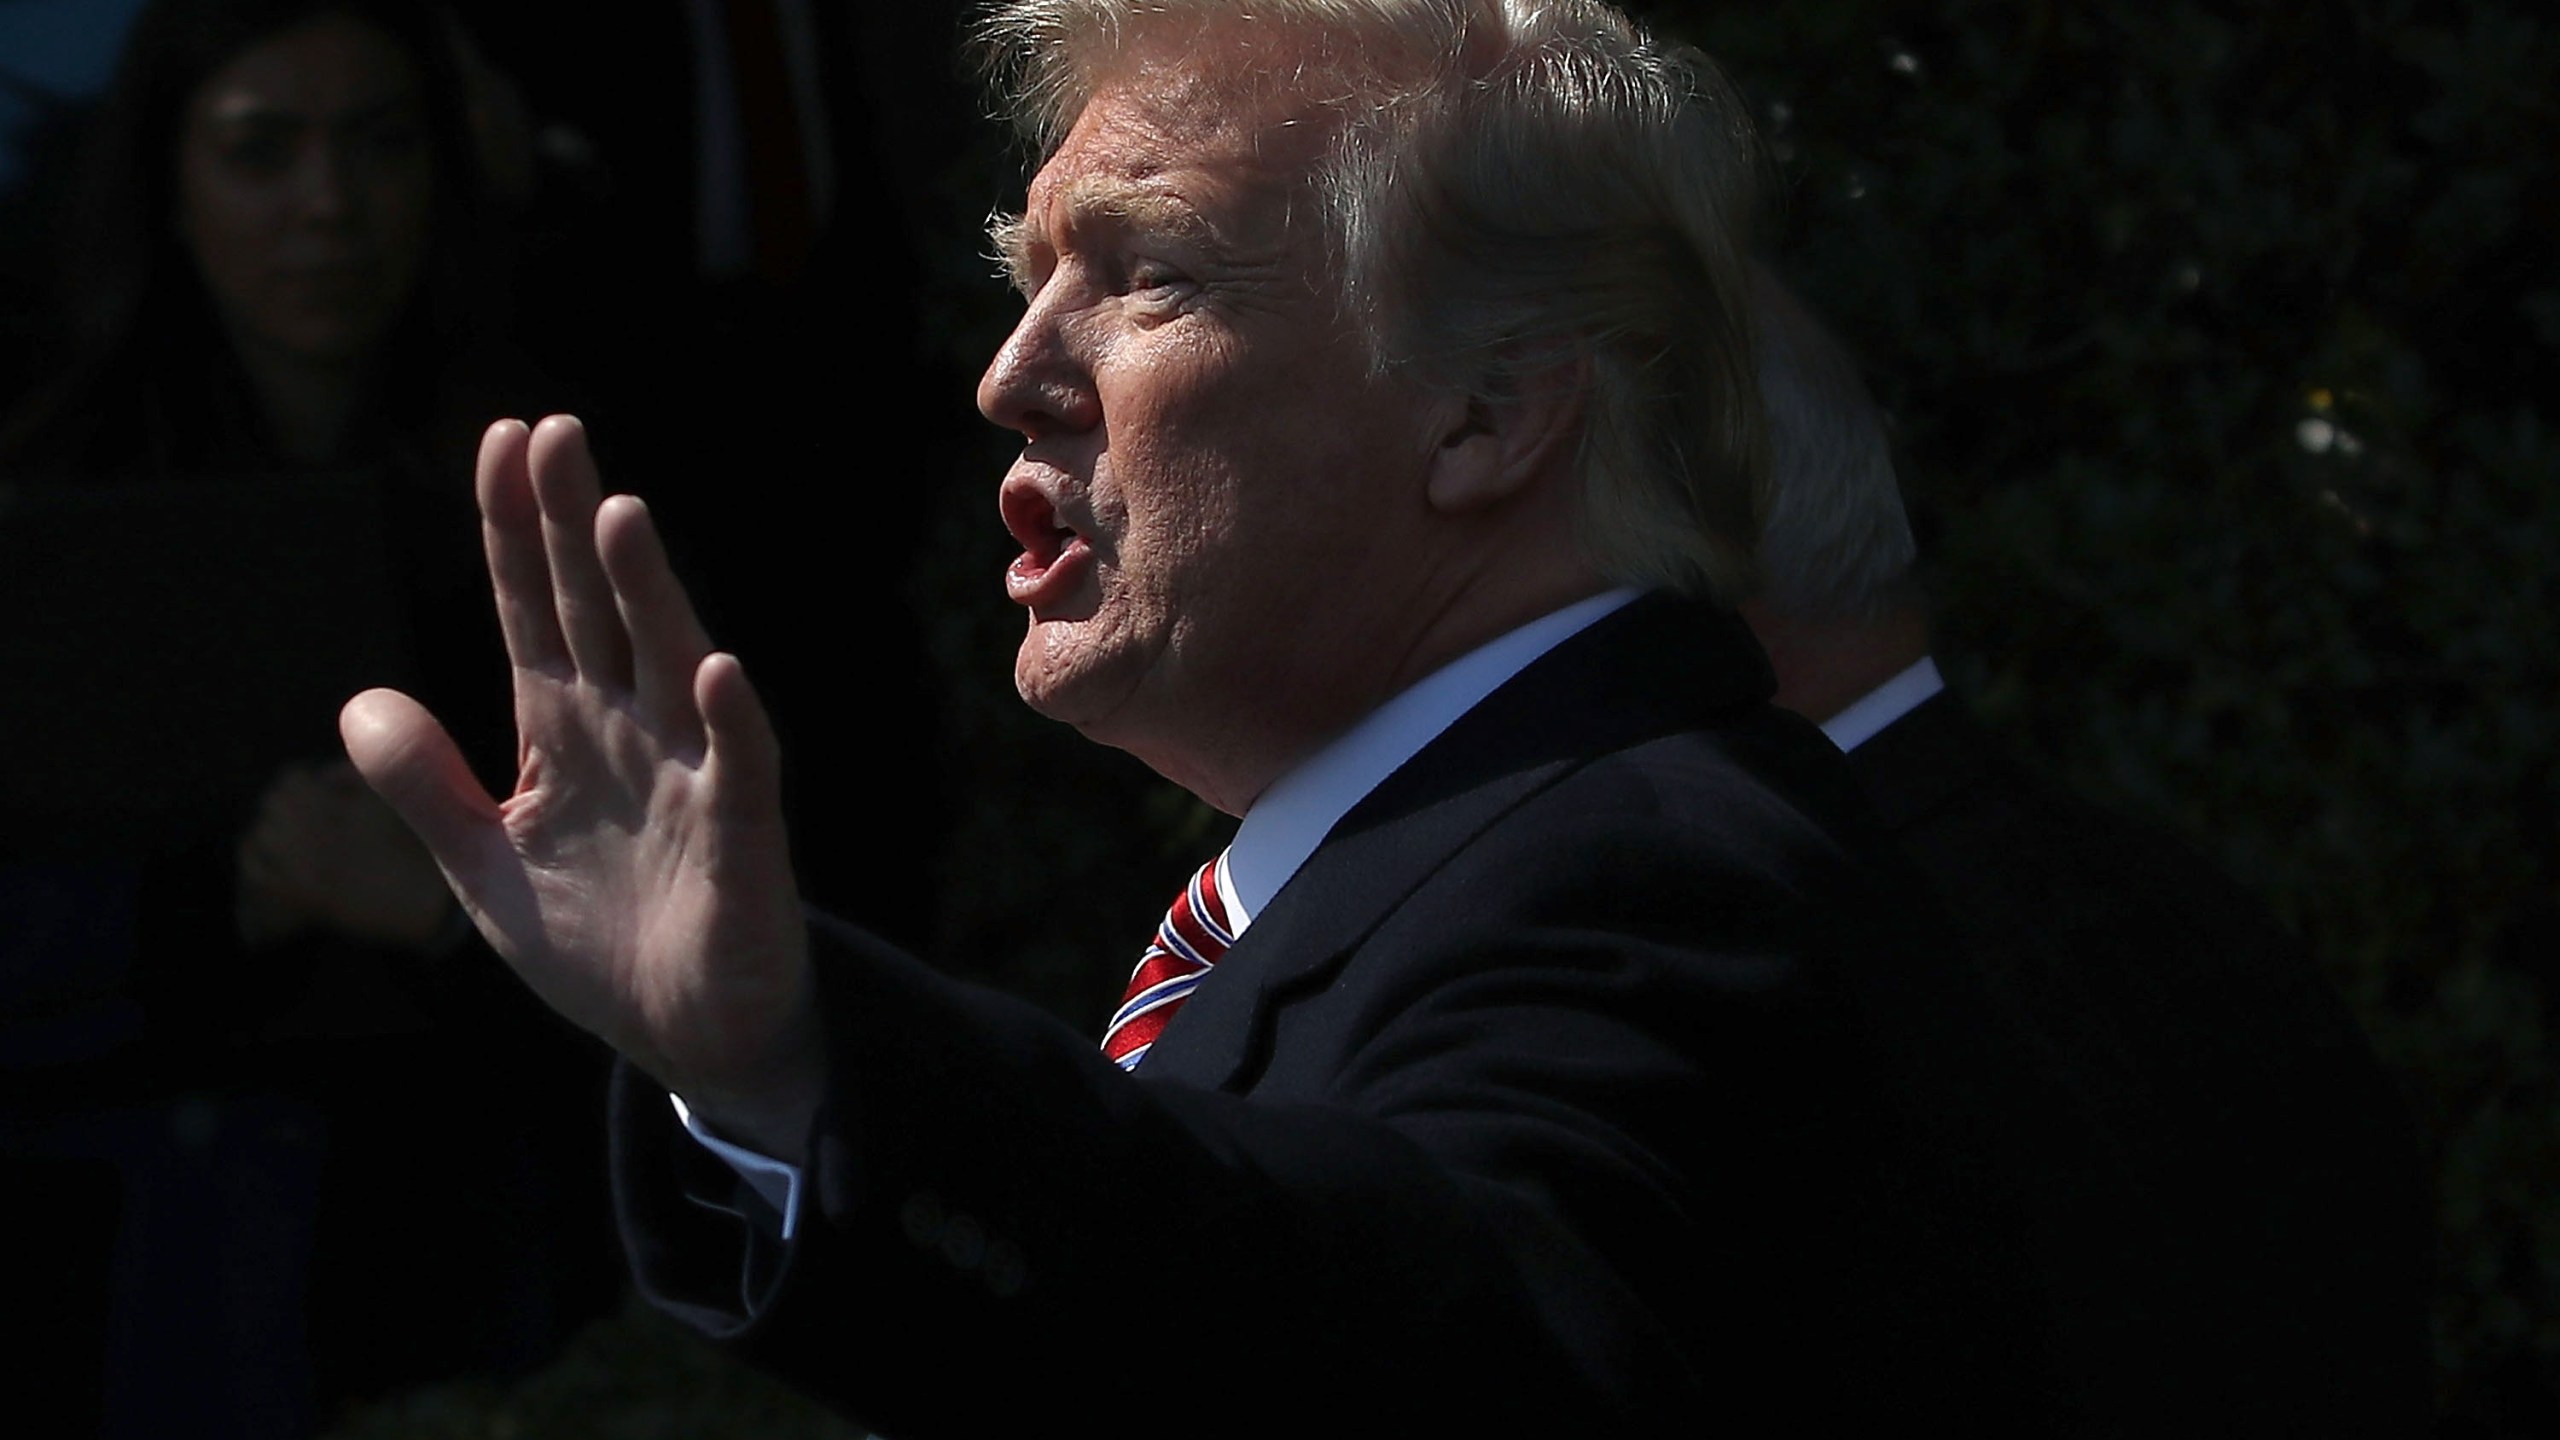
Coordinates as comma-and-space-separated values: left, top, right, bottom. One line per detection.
3, 0, 2551, 1432
1662, 4, 2557, 1431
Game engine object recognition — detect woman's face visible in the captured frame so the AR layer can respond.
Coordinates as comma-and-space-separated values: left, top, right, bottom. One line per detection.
176, 12, 435, 368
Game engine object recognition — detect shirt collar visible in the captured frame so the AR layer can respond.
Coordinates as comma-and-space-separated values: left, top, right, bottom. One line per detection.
1222, 588, 1643, 929
1820, 655, 1944, 753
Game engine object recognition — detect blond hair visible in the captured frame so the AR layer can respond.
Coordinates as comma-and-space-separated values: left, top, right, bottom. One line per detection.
978, 0, 1768, 599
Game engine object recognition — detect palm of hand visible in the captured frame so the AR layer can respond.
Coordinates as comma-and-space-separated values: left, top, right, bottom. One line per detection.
345, 417, 820, 1151
496, 675, 803, 1090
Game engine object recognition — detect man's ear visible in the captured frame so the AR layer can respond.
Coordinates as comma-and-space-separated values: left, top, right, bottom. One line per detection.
1425, 350, 1589, 515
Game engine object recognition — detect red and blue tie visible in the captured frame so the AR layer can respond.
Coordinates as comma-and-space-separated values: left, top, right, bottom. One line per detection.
1101, 852, 1237, 1071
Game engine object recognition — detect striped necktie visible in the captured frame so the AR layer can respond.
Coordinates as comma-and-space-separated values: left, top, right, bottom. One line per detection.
1101, 852, 1238, 1072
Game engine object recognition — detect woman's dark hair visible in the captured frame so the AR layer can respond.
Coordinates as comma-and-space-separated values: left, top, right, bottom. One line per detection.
8, 0, 494, 470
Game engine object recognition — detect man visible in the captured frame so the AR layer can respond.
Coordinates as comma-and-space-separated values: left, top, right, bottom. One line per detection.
344, 2, 2079, 1431
1742, 267, 2433, 1430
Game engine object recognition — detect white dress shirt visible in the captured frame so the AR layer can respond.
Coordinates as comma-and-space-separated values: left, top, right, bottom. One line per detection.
1221, 587, 1642, 925
1818, 655, 1943, 754
679, 587, 1645, 1238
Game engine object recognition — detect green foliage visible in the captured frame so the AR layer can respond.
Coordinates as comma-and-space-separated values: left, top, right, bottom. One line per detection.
885, 0, 2560, 1420
1646, 0, 2557, 1421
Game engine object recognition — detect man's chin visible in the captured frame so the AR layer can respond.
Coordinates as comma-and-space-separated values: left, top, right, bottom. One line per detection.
1013, 630, 1136, 730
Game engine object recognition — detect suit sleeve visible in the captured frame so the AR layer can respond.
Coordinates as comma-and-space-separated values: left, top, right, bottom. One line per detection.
613, 781, 2064, 1437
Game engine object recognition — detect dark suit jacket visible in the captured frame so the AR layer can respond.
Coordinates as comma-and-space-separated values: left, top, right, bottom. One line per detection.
1849, 691, 2432, 1434
614, 599, 2086, 1435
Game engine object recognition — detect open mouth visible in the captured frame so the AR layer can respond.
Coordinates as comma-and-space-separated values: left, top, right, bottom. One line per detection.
1005, 490, 1074, 565
1000, 475, 1094, 608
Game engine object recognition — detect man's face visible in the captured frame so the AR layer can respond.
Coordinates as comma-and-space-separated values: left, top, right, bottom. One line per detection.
978, 61, 1450, 809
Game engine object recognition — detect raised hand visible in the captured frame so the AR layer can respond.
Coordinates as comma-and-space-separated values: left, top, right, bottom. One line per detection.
341, 416, 822, 1154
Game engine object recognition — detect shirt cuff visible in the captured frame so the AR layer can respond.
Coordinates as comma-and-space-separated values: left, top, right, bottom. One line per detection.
669, 1092, 805, 1241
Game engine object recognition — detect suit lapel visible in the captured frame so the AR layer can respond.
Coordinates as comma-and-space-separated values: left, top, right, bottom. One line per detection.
1141, 595, 1777, 1091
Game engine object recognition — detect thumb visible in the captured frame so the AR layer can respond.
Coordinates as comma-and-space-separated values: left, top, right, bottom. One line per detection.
340, 687, 504, 872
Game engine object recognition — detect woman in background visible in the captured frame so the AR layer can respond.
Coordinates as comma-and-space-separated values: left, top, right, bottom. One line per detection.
0, 4, 612, 1433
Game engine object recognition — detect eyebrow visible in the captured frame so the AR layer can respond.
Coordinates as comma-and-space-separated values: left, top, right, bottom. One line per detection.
1059, 179, 1220, 248
991, 177, 1227, 290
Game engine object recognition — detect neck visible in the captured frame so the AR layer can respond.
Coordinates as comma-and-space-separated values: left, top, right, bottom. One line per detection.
1139, 443, 1607, 816
233, 335, 375, 464
1175, 551, 1611, 819
1744, 603, 1931, 726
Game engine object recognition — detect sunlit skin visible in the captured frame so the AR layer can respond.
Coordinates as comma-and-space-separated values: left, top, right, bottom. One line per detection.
981, 55, 1601, 814
340, 41, 1602, 1150
344, 419, 822, 1152
177, 11, 433, 454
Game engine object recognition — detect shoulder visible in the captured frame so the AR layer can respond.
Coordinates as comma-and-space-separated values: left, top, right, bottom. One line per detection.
1393, 700, 1902, 960
1272, 698, 1966, 1121
1861, 696, 2309, 980
1273, 695, 2072, 1422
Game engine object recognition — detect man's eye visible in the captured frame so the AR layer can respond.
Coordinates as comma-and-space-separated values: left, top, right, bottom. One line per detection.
1124, 265, 1190, 301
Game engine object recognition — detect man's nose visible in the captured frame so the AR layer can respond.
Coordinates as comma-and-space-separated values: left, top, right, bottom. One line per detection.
977, 300, 1098, 439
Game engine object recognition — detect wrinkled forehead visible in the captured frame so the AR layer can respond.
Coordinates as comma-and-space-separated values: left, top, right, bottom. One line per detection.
1025, 50, 1338, 228
1080, 40, 1337, 166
